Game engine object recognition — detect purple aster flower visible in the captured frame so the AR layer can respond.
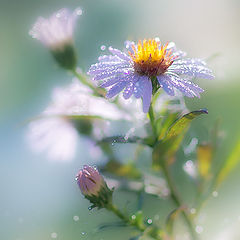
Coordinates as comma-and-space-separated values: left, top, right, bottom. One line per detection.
88, 39, 214, 113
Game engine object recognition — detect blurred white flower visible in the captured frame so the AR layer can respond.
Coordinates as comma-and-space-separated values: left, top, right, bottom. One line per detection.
27, 79, 125, 162
29, 8, 82, 49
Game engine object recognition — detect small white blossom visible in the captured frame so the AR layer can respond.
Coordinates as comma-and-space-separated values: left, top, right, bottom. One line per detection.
27, 79, 125, 162
29, 8, 82, 49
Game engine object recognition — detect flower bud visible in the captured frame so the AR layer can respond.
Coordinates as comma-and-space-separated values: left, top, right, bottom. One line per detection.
76, 165, 112, 208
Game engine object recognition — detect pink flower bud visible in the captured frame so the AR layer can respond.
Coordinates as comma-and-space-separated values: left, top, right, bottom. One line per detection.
76, 165, 105, 197
76, 165, 113, 209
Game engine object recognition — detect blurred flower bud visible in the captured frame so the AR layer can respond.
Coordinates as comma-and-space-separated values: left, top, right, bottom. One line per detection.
76, 165, 113, 208
29, 8, 83, 70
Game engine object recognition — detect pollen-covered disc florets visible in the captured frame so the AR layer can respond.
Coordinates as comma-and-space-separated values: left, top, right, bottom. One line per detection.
129, 39, 174, 77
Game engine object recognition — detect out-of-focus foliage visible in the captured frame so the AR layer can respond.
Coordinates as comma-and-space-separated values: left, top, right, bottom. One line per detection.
216, 139, 240, 186
152, 109, 208, 169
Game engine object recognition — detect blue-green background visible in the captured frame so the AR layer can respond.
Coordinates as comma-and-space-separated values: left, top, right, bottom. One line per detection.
1, 0, 240, 239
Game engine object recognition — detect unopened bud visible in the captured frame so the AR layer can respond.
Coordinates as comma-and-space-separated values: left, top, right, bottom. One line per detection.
76, 165, 112, 208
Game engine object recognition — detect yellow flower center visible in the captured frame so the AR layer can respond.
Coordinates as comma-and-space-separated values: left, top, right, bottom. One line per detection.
129, 39, 174, 77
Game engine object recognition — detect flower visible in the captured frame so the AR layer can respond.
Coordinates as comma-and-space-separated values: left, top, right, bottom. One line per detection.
29, 8, 83, 70
76, 165, 112, 208
27, 79, 125, 161
88, 39, 214, 113
76, 165, 105, 196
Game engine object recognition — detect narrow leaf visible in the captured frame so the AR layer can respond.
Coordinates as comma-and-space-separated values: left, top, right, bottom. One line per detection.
166, 206, 185, 234
216, 140, 240, 186
153, 109, 208, 169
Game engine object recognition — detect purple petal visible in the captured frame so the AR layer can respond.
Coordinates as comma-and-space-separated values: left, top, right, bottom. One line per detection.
142, 79, 152, 113
108, 47, 131, 62
173, 58, 206, 66
123, 81, 135, 99
169, 64, 214, 79
88, 62, 131, 75
92, 69, 133, 81
157, 75, 175, 96
100, 76, 125, 88
134, 76, 149, 99
106, 81, 127, 98
98, 55, 120, 62
163, 74, 195, 98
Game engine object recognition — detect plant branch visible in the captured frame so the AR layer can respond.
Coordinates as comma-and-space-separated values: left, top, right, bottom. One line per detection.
161, 164, 198, 240
106, 204, 146, 232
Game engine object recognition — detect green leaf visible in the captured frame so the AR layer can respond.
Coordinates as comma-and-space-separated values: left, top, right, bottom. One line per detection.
216, 140, 240, 186
156, 112, 179, 140
166, 206, 185, 234
101, 160, 142, 179
152, 109, 208, 169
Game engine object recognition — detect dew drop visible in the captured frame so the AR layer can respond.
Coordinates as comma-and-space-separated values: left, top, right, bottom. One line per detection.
73, 215, 79, 221
212, 191, 218, 197
131, 215, 136, 220
195, 225, 203, 234
88, 206, 93, 210
190, 208, 196, 214
100, 45, 106, 51
77, 8, 83, 16
81, 232, 86, 235
51, 232, 57, 239
147, 218, 153, 225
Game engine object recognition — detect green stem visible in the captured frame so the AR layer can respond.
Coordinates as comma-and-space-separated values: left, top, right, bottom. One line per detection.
161, 164, 198, 240
107, 204, 146, 232
72, 69, 105, 97
148, 103, 157, 140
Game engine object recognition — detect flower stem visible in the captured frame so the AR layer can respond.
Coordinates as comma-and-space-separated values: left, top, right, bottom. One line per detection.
72, 69, 105, 97
107, 204, 146, 232
161, 164, 198, 240
148, 103, 157, 139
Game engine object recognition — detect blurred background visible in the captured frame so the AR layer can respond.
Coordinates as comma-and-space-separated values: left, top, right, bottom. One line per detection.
1, 0, 240, 239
